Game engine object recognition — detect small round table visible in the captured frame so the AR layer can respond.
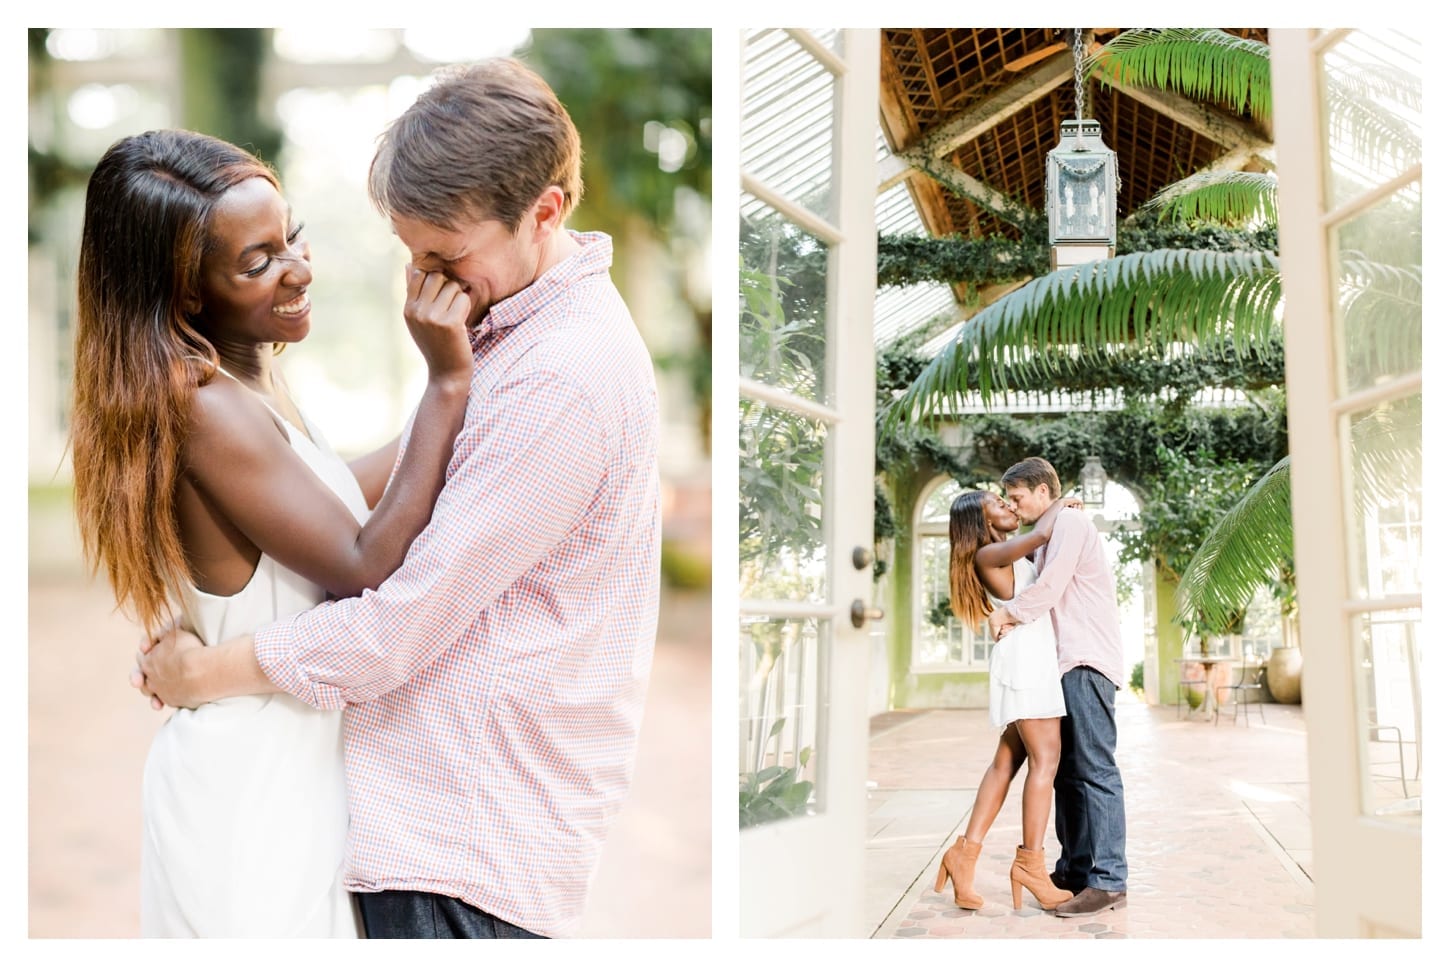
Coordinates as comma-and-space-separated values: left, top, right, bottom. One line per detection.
1173, 656, 1237, 721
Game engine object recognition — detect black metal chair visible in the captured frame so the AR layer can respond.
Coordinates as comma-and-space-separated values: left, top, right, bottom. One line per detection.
1214, 651, 1266, 726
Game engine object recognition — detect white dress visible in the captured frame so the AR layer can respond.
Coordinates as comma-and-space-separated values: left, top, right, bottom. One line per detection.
139, 387, 366, 938
987, 557, 1067, 729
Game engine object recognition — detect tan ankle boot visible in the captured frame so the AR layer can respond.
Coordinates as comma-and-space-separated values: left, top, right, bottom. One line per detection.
934, 836, 984, 910
1010, 846, 1073, 911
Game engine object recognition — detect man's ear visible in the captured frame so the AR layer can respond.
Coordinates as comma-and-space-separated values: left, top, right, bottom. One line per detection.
526, 185, 567, 243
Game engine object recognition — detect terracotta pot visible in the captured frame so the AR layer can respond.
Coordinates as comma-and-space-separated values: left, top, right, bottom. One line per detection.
1266, 645, 1303, 704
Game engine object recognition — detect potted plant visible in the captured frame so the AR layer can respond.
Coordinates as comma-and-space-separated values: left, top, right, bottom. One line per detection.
1265, 564, 1302, 704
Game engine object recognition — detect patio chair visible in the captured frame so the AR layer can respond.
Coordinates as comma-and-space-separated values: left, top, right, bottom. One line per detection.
1176, 661, 1207, 720
1366, 720, 1409, 798
1214, 652, 1266, 726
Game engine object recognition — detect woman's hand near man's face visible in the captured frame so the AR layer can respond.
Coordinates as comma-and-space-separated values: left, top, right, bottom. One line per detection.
403, 265, 475, 388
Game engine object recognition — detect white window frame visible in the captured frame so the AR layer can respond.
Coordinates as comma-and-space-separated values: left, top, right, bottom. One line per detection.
909, 474, 992, 673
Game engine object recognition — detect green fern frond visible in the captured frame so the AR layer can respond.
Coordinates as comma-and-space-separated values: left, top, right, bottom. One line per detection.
1327, 60, 1422, 112
1178, 392, 1422, 631
1139, 170, 1278, 227
1326, 87, 1422, 175
1176, 456, 1292, 632
1089, 28, 1271, 123
881, 249, 1282, 431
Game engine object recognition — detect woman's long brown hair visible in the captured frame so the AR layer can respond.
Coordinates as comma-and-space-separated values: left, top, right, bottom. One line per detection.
71, 130, 278, 633
947, 490, 997, 627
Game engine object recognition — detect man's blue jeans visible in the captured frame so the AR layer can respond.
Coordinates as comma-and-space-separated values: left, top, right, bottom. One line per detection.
1054, 666, 1128, 892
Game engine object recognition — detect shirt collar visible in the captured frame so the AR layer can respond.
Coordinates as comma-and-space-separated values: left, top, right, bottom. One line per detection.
471, 230, 614, 344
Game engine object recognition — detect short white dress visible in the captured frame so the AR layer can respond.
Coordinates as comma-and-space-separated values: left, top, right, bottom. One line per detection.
987, 557, 1067, 729
139, 385, 365, 938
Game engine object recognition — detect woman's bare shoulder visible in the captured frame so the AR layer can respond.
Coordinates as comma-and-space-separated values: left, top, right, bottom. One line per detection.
184, 376, 285, 459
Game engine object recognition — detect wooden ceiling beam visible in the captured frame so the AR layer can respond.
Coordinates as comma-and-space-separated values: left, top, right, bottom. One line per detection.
912, 28, 947, 113
964, 277, 1033, 319
912, 50, 1075, 160
878, 33, 921, 152
1201, 143, 1277, 174
881, 153, 1020, 223
879, 52, 1072, 199
905, 174, 956, 238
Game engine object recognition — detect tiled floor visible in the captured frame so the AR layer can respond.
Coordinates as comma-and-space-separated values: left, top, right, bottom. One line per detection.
865, 696, 1319, 939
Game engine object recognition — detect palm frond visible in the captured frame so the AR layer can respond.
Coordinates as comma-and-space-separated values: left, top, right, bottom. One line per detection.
1176, 456, 1291, 631
1089, 28, 1271, 123
1326, 87, 1422, 176
1177, 393, 1422, 631
1318, 53, 1422, 177
1327, 60, 1422, 113
1346, 394, 1421, 508
881, 249, 1282, 431
1139, 170, 1278, 226
1340, 257, 1422, 385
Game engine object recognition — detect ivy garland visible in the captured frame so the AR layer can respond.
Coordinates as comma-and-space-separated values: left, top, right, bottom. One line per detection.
878, 402, 1284, 490
876, 221, 1279, 290
876, 231, 1047, 292
873, 356, 1289, 561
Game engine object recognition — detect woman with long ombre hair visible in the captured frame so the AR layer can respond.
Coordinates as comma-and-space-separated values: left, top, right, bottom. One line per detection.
932, 488, 1078, 913
70, 128, 474, 937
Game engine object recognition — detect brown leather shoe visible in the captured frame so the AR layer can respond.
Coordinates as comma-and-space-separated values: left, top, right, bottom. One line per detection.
1053, 886, 1126, 917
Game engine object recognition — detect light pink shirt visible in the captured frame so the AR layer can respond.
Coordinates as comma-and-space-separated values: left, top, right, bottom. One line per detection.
254, 232, 661, 937
1005, 508, 1124, 687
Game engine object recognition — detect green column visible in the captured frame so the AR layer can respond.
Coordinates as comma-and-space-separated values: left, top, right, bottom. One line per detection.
1154, 566, 1186, 706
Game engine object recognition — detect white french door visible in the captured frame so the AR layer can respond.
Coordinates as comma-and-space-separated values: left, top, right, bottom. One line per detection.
1271, 28, 1421, 937
737, 27, 880, 937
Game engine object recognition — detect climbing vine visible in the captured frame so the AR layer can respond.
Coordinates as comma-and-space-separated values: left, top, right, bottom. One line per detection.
873, 342, 1287, 582
876, 221, 1278, 289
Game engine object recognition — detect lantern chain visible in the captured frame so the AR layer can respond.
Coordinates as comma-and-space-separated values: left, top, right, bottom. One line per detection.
1072, 27, 1085, 148
1072, 28, 1086, 120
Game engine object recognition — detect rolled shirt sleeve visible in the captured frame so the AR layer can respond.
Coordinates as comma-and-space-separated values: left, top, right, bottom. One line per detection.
1004, 509, 1092, 626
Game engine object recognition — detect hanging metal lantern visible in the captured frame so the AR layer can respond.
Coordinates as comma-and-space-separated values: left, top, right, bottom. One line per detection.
1045, 29, 1118, 271
1079, 455, 1107, 508
1046, 119, 1118, 270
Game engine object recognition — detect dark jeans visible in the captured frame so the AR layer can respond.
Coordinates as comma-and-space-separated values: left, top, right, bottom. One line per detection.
1054, 666, 1128, 893
354, 890, 545, 939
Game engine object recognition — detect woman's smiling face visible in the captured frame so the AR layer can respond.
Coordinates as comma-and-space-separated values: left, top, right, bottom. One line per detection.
193, 176, 313, 346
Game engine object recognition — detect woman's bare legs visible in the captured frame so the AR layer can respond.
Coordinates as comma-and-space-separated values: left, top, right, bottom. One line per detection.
1014, 717, 1063, 851
1007, 716, 1072, 909
936, 725, 1026, 907
962, 724, 1026, 843
938, 718, 1066, 908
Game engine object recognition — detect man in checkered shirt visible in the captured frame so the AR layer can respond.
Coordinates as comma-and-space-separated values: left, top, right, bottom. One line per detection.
137, 58, 662, 939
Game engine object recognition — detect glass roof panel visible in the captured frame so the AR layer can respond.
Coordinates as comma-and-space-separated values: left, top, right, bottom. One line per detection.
742, 29, 837, 223
873, 165, 959, 348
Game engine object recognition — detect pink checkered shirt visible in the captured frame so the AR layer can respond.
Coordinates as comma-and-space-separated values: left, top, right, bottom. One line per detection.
1005, 508, 1125, 688
253, 231, 661, 937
